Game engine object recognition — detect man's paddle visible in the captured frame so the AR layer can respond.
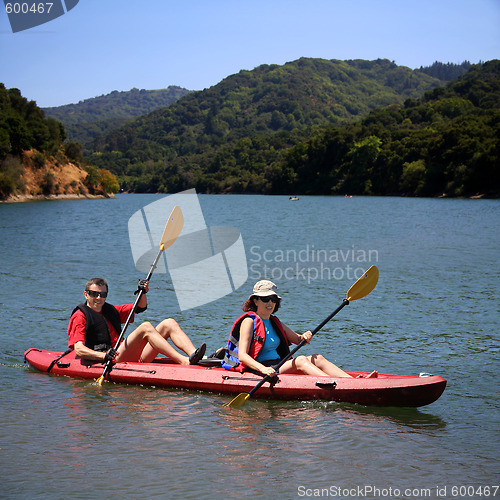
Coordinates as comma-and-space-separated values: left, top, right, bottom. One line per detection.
224, 265, 379, 407
96, 206, 184, 386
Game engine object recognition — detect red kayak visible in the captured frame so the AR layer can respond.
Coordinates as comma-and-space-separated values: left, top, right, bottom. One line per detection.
24, 348, 446, 407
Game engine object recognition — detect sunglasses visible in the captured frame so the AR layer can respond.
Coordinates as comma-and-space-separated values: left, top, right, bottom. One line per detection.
86, 290, 108, 298
258, 295, 278, 303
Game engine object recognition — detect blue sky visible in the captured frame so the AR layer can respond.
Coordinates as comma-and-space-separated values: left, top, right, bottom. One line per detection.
1, 0, 499, 107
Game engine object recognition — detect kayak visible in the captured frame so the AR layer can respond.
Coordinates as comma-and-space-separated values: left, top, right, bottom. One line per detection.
24, 348, 446, 407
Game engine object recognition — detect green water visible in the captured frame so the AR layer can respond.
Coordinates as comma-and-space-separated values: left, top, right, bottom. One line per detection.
1, 194, 498, 499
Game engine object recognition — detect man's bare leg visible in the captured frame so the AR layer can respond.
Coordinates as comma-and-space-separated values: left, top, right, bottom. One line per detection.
116, 321, 189, 364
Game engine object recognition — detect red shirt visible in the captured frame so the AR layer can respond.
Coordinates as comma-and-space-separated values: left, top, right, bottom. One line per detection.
67, 303, 135, 349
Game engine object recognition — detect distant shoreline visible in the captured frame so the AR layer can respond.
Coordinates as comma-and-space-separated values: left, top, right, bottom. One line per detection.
0, 193, 113, 203
2, 192, 497, 203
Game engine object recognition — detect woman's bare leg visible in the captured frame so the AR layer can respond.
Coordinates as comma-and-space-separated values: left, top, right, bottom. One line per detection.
278, 354, 353, 377
307, 354, 353, 377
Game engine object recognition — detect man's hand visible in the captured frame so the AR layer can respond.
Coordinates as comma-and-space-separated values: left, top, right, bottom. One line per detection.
134, 279, 149, 295
103, 348, 117, 364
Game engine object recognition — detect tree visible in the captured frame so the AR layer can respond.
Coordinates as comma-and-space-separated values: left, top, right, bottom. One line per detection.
65, 141, 83, 162
399, 160, 427, 196
342, 135, 382, 194
6, 116, 32, 155
99, 169, 120, 193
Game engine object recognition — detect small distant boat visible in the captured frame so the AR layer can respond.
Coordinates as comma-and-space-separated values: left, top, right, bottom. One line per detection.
289, 196, 299, 201
344, 195, 353, 198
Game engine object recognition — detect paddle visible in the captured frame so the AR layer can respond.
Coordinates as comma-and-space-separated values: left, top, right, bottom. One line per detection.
96, 205, 184, 386
224, 265, 379, 407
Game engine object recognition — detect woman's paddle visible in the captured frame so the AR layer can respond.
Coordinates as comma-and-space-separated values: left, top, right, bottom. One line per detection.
224, 265, 379, 407
96, 206, 184, 386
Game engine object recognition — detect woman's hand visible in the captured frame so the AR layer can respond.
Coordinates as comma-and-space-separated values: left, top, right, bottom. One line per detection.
260, 366, 278, 377
301, 330, 313, 343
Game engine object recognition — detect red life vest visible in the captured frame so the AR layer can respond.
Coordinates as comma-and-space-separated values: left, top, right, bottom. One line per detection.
222, 312, 290, 371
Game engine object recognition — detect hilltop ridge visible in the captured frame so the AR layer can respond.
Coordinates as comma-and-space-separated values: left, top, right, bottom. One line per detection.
43, 86, 191, 146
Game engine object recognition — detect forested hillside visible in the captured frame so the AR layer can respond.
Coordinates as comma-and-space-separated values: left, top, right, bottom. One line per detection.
4, 58, 494, 200
418, 61, 472, 81
85, 58, 498, 197
190, 60, 499, 197
43, 86, 191, 146
280, 60, 500, 197
87, 58, 447, 190
88, 60, 498, 197
1, 85, 65, 158
0, 84, 119, 199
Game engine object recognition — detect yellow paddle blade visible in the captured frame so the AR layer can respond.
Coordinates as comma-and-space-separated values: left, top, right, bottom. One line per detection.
224, 392, 250, 408
346, 265, 379, 301
159, 206, 184, 251
96, 375, 105, 386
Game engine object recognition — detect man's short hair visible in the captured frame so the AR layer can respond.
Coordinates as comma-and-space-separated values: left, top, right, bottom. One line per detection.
85, 278, 108, 291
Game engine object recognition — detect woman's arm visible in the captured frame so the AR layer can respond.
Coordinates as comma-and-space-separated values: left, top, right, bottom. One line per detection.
282, 323, 312, 345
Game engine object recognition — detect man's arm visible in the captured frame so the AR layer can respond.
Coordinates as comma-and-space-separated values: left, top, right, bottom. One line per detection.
136, 280, 149, 309
74, 340, 107, 362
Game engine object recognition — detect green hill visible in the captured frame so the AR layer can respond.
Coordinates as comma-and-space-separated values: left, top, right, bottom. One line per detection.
280, 60, 500, 197
4, 58, 491, 199
86, 59, 498, 197
43, 86, 191, 146
87, 58, 448, 190
0, 84, 119, 199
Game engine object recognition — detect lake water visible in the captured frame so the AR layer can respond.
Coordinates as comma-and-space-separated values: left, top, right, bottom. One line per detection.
1, 194, 499, 499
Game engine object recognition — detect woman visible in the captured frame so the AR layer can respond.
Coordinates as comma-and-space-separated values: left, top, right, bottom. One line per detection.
223, 280, 365, 378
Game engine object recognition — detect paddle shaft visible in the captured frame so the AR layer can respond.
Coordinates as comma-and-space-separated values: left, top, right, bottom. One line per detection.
99, 245, 165, 381
247, 299, 350, 397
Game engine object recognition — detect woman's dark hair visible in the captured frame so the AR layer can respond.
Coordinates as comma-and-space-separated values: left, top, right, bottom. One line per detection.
242, 295, 281, 313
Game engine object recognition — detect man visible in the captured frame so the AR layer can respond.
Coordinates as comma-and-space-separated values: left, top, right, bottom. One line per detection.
68, 277, 206, 365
